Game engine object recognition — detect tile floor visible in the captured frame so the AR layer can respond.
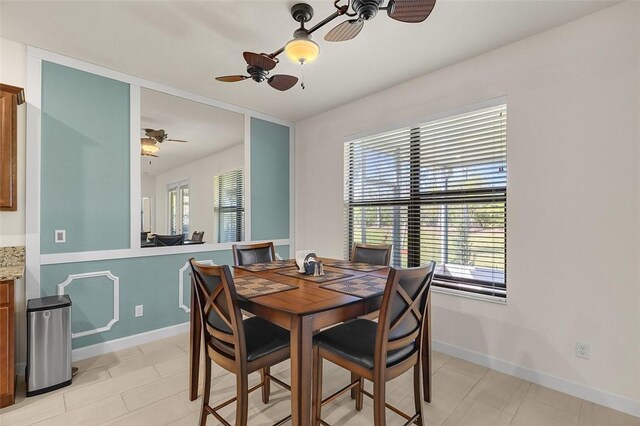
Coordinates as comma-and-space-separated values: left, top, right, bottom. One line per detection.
1, 333, 638, 426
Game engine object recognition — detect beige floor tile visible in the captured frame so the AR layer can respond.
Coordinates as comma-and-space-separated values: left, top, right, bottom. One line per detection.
442, 396, 512, 426
432, 351, 452, 373
107, 345, 185, 377
525, 383, 582, 418
167, 411, 201, 426
511, 397, 578, 426
70, 365, 112, 388
30, 394, 128, 426
467, 369, 530, 415
101, 394, 191, 426
138, 334, 189, 354
0, 394, 65, 426
72, 346, 143, 372
178, 389, 204, 413
429, 365, 480, 415
121, 371, 188, 411
443, 358, 488, 382
155, 354, 188, 377
64, 366, 160, 410
392, 393, 448, 426
578, 400, 640, 426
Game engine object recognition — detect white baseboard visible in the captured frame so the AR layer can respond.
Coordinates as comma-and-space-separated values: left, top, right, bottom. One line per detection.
432, 340, 640, 418
71, 322, 190, 362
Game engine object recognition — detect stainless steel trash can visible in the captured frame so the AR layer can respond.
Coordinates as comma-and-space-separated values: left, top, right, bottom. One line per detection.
26, 295, 72, 396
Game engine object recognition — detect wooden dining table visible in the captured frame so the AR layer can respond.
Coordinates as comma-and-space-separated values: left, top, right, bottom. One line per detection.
188, 258, 432, 426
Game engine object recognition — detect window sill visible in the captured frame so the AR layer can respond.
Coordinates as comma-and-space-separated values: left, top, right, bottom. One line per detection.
432, 285, 507, 305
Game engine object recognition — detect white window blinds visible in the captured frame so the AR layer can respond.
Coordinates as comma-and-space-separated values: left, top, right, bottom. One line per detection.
344, 104, 507, 297
214, 169, 244, 243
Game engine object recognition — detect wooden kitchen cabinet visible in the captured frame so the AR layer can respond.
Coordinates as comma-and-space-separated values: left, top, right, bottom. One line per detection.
0, 84, 24, 211
0, 279, 15, 408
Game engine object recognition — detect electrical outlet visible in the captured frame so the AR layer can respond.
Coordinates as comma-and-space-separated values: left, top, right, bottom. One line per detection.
575, 342, 590, 359
55, 230, 66, 243
135, 305, 144, 318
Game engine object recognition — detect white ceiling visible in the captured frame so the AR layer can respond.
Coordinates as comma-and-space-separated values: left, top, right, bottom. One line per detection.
1, 1, 616, 122
140, 88, 243, 176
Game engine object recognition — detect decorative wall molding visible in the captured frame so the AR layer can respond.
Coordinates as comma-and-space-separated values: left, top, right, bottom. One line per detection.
57, 270, 120, 338
178, 260, 215, 313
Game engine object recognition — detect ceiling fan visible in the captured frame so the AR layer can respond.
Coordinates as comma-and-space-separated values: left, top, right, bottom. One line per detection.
325, 0, 436, 42
215, 0, 436, 90
215, 52, 299, 91
140, 128, 187, 157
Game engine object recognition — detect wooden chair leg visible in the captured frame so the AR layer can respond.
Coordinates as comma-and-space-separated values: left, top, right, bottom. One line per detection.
236, 372, 249, 426
350, 372, 357, 399
373, 378, 386, 426
261, 366, 271, 404
413, 363, 424, 426
313, 346, 323, 426
199, 356, 212, 426
355, 376, 364, 411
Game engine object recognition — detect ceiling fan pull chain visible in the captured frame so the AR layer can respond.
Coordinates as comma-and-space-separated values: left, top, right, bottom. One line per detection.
300, 63, 306, 89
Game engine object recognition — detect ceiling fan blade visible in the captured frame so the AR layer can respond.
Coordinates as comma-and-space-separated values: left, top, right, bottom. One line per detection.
215, 75, 249, 82
141, 152, 158, 158
166, 139, 188, 143
243, 52, 277, 71
324, 19, 364, 42
268, 75, 298, 91
387, 0, 436, 23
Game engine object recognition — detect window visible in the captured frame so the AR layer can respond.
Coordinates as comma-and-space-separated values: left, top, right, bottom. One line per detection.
214, 169, 244, 243
344, 104, 507, 297
168, 180, 189, 236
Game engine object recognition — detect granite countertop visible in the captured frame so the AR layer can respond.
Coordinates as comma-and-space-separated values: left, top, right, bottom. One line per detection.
0, 246, 25, 280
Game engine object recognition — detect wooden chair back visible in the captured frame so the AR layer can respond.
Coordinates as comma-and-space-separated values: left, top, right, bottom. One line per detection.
189, 259, 246, 369
232, 242, 276, 266
351, 242, 392, 266
375, 262, 435, 368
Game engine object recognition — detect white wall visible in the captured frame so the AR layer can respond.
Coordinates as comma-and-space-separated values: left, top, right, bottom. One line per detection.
0, 37, 28, 366
152, 143, 244, 241
140, 173, 156, 233
295, 1, 640, 412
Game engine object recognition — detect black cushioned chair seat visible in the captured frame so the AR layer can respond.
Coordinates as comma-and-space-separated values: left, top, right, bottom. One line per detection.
242, 316, 290, 362
314, 319, 415, 370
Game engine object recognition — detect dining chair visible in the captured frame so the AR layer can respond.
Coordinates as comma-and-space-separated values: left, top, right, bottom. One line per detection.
154, 234, 184, 246
189, 259, 291, 426
351, 242, 393, 266
312, 262, 435, 426
184, 231, 205, 244
232, 241, 276, 266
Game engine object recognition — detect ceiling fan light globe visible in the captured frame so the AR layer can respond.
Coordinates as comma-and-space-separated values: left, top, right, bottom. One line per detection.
285, 38, 319, 65
140, 141, 160, 157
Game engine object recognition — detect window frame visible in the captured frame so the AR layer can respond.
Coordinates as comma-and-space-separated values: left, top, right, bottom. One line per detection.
214, 169, 245, 243
344, 102, 507, 300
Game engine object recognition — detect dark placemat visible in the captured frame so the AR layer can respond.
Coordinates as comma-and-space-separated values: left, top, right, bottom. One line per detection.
233, 276, 297, 299
322, 260, 388, 272
321, 275, 387, 298
278, 269, 352, 283
233, 260, 295, 272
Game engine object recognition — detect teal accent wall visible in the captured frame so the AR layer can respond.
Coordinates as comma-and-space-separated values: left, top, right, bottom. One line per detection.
41, 245, 289, 349
250, 118, 290, 240
41, 62, 130, 254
